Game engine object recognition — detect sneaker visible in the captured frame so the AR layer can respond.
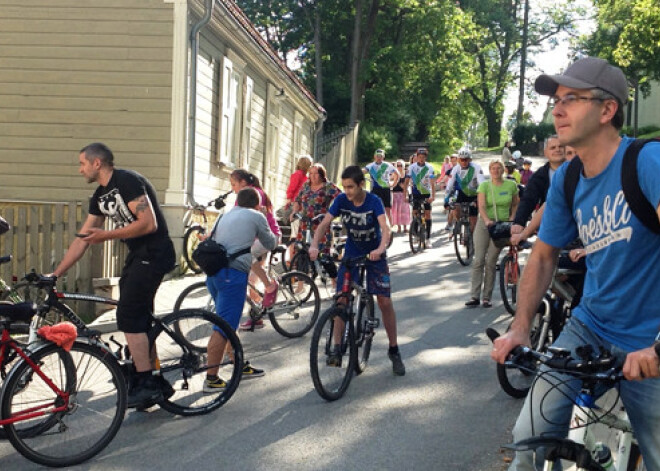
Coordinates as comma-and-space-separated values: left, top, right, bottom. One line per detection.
203, 376, 227, 393
444, 223, 453, 232
127, 375, 164, 409
262, 281, 279, 308
482, 299, 493, 308
388, 351, 406, 376
239, 319, 265, 331
136, 375, 174, 410
326, 346, 342, 367
241, 361, 265, 379
465, 298, 480, 307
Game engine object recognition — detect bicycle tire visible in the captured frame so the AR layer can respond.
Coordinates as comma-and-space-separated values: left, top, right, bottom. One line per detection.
173, 281, 214, 313
2, 341, 126, 467
290, 250, 314, 278
148, 309, 243, 416
310, 306, 356, 401
409, 217, 423, 253
269, 271, 320, 338
499, 254, 519, 315
454, 222, 473, 266
354, 291, 375, 374
496, 301, 550, 398
183, 226, 205, 274
627, 443, 646, 471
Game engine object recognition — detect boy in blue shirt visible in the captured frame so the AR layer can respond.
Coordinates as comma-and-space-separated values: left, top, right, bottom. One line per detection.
309, 165, 405, 376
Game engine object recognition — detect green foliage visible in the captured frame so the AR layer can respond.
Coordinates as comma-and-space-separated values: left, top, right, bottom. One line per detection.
357, 123, 397, 163
621, 125, 660, 137
512, 122, 554, 155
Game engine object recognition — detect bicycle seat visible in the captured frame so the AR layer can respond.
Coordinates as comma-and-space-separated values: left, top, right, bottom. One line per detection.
0, 301, 37, 323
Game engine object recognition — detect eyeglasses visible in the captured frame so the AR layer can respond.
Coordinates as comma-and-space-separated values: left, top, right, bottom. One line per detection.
396, 164, 403, 167
550, 94, 604, 108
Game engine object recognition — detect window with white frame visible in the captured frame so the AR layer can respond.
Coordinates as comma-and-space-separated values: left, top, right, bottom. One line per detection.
242, 76, 253, 167
219, 56, 241, 166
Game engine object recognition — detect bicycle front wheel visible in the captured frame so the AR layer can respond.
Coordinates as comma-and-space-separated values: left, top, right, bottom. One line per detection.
148, 309, 243, 416
499, 254, 519, 315
454, 222, 473, 266
269, 271, 320, 338
409, 216, 423, 253
310, 307, 356, 401
183, 226, 205, 274
2, 341, 126, 467
354, 292, 375, 374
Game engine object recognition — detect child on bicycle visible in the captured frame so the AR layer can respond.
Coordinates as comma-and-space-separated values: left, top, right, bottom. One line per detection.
308, 165, 405, 376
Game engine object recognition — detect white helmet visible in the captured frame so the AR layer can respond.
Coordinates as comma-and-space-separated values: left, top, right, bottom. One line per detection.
458, 148, 471, 159
512, 150, 522, 160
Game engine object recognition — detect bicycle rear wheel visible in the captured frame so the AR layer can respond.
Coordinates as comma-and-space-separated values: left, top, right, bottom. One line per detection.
310, 307, 356, 401
499, 254, 519, 315
269, 271, 320, 338
354, 292, 375, 374
183, 226, 205, 274
148, 309, 243, 416
2, 341, 126, 467
409, 216, 423, 253
173, 281, 214, 313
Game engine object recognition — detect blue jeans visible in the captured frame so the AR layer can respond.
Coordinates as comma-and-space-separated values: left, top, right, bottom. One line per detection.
206, 268, 248, 333
509, 317, 660, 471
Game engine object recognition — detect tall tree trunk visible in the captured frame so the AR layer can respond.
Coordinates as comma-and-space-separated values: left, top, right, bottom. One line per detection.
485, 105, 502, 148
313, 8, 323, 106
349, 0, 363, 125
516, 0, 530, 124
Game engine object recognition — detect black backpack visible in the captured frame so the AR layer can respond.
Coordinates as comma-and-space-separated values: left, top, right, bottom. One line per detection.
564, 138, 660, 234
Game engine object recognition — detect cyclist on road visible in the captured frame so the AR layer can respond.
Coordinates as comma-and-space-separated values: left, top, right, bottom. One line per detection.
445, 148, 484, 233
406, 148, 435, 240
54, 143, 176, 408
491, 56, 660, 471
363, 149, 399, 225
309, 165, 405, 376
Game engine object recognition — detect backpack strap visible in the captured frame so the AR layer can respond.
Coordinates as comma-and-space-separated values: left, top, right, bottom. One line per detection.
621, 138, 660, 234
228, 246, 252, 260
563, 157, 583, 216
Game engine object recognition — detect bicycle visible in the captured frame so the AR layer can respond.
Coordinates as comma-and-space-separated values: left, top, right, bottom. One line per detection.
309, 255, 378, 401
498, 240, 532, 315
487, 328, 647, 471
451, 201, 475, 266
494, 264, 579, 399
174, 250, 320, 338
19, 272, 243, 417
0, 302, 127, 467
409, 197, 427, 253
182, 191, 232, 274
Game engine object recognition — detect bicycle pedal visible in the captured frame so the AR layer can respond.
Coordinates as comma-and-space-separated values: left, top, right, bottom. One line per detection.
367, 318, 380, 329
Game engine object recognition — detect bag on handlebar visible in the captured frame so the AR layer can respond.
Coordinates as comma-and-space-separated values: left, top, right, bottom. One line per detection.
488, 222, 512, 248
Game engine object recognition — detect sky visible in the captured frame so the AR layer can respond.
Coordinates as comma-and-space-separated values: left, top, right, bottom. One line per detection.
503, 0, 597, 123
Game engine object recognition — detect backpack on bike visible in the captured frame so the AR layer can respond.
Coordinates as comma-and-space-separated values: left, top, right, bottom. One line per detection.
564, 138, 660, 234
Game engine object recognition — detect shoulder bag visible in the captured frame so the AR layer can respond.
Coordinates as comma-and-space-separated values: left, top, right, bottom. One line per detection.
487, 182, 512, 248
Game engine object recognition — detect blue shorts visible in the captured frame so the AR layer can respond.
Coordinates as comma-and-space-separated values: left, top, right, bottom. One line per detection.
336, 258, 391, 297
206, 268, 248, 333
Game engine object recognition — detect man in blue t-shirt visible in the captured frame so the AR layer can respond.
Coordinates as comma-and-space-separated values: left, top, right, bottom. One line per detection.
491, 57, 660, 470
309, 165, 405, 376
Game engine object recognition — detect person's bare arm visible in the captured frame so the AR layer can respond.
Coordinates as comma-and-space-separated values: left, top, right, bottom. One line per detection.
491, 240, 559, 363
81, 194, 158, 244
371, 214, 389, 259
308, 213, 334, 261
477, 192, 491, 226
53, 214, 105, 277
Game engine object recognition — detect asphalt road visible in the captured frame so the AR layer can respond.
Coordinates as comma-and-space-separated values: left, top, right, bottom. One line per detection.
1, 193, 527, 471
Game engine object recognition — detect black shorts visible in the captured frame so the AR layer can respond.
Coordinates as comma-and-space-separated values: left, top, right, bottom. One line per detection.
456, 192, 478, 216
116, 242, 174, 333
371, 186, 392, 208
411, 194, 431, 211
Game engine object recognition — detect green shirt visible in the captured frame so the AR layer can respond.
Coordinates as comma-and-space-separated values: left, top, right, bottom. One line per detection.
478, 179, 518, 221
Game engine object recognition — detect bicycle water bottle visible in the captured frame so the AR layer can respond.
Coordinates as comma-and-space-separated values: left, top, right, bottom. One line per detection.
592, 442, 613, 469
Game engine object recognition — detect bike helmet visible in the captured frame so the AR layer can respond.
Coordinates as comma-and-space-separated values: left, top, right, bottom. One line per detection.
523, 158, 532, 165
512, 150, 522, 160
504, 160, 516, 169
458, 148, 471, 159
374, 149, 385, 157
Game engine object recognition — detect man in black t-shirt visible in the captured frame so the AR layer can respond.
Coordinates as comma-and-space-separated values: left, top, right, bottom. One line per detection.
54, 143, 175, 408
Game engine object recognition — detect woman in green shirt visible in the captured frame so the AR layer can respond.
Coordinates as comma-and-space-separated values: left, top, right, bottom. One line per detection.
466, 161, 519, 308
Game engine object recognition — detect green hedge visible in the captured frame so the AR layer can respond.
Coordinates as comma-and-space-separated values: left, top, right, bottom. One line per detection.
512, 123, 555, 156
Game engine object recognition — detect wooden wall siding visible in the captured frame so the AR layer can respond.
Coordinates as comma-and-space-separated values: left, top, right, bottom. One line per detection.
0, 0, 174, 202
250, 82, 267, 173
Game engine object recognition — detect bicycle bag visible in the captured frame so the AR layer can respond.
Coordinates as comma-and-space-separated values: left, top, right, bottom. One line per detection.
564, 138, 660, 234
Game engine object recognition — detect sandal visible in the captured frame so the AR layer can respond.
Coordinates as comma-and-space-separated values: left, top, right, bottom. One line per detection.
465, 298, 480, 307
482, 299, 493, 308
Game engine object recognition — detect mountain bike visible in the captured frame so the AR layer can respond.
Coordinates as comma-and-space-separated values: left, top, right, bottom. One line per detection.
498, 241, 532, 315
452, 201, 475, 266
18, 273, 243, 416
494, 264, 579, 399
309, 255, 378, 401
182, 191, 232, 274
0, 302, 127, 467
174, 250, 320, 338
488, 329, 647, 471
409, 197, 427, 253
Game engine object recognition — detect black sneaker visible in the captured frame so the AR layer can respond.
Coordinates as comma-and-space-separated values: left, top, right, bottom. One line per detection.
326, 346, 342, 367
388, 351, 406, 376
465, 298, 480, 307
203, 376, 227, 393
127, 375, 164, 409
241, 361, 265, 379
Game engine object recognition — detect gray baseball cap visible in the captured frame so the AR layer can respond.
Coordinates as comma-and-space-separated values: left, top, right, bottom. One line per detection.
535, 57, 629, 104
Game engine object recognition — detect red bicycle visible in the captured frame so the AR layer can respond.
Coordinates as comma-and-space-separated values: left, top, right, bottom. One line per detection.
498, 241, 531, 315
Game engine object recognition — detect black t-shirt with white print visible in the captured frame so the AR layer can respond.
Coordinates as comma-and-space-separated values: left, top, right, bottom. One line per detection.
89, 169, 174, 272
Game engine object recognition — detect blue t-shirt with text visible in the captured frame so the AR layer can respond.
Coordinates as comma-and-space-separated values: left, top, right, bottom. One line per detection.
328, 192, 385, 258
539, 136, 660, 351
